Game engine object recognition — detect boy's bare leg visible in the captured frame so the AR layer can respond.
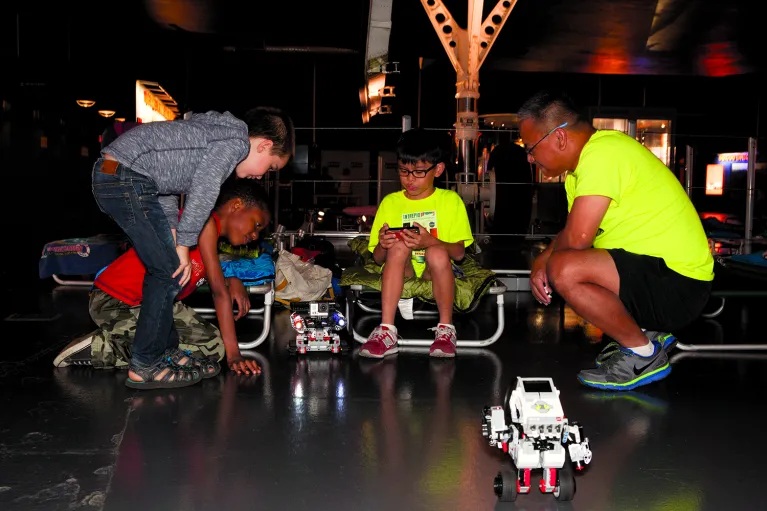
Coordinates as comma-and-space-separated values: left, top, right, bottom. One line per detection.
381, 242, 414, 325
423, 245, 454, 325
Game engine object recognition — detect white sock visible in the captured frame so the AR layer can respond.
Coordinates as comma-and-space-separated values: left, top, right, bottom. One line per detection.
629, 341, 655, 357
381, 323, 397, 333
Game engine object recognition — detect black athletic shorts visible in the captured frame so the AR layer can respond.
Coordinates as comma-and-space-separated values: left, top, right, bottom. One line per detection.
607, 248, 712, 332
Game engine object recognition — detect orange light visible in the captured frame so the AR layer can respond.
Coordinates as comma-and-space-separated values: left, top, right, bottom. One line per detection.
705, 164, 724, 196
700, 212, 728, 223
588, 46, 629, 74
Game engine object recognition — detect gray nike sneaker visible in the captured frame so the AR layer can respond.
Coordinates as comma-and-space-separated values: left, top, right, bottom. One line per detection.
595, 332, 678, 367
579, 340, 671, 391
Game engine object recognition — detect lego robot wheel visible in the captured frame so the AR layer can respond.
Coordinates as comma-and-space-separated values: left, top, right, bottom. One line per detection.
502, 381, 514, 424
345, 293, 356, 335
493, 461, 518, 502
553, 464, 575, 501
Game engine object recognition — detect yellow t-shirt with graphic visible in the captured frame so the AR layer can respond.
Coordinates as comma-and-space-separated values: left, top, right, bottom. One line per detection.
369, 189, 474, 277
565, 130, 714, 281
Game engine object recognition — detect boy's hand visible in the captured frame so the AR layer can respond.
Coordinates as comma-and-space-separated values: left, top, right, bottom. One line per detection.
228, 278, 251, 320
227, 354, 261, 376
172, 245, 192, 287
378, 223, 401, 250
400, 222, 437, 251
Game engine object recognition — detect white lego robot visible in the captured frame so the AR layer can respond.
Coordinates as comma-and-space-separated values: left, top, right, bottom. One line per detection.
481, 377, 592, 502
289, 301, 347, 354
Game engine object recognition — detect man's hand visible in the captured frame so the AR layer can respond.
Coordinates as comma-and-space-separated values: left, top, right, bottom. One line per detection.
400, 222, 437, 251
530, 253, 553, 306
378, 223, 401, 250
228, 278, 251, 320
172, 245, 192, 287
227, 354, 261, 376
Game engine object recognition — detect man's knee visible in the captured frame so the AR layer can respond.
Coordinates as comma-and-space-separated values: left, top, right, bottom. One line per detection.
546, 251, 578, 293
425, 244, 450, 270
548, 249, 620, 297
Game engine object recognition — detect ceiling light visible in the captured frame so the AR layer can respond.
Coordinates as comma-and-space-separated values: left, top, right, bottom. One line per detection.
98, 110, 116, 118
76, 100, 96, 108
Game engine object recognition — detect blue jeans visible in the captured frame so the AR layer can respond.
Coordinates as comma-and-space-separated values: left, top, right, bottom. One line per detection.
92, 159, 181, 367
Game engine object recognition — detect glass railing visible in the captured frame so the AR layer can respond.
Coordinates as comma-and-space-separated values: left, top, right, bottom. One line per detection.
261, 126, 766, 255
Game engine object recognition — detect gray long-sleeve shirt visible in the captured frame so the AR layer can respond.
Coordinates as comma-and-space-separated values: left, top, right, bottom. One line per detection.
102, 111, 250, 247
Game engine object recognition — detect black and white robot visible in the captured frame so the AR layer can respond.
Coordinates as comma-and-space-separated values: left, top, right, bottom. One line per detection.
481, 377, 592, 502
289, 301, 347, 354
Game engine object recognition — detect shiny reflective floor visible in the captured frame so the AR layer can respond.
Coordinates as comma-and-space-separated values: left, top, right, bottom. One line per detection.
1, 279, 766, 511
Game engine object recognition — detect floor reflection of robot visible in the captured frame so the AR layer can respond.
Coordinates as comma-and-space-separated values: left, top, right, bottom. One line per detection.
481, 377, 592, 502
289, 301, 348, 355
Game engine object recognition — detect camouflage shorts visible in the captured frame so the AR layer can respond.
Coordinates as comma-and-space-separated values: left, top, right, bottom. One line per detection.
88, 289, 225, 369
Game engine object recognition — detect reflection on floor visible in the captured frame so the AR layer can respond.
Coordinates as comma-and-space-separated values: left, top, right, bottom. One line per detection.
1, 283, 766, 511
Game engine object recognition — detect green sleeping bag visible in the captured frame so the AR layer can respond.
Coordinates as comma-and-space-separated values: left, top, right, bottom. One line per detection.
339, 236, 498, 314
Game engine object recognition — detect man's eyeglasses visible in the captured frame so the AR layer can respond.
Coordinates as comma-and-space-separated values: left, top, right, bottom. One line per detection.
526, 122, 568, 156
398, 163, 438, 178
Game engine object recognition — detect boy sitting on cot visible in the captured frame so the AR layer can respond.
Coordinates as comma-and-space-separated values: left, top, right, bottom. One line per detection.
92, 106, 293, 389
54, 177, 271, 378
360, 128, 474, 359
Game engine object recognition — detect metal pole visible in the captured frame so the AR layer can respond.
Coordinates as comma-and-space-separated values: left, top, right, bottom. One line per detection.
377, 154, 384, 204
597, 75, 601, 112
745, 137, 757, 253
312, 61, 316, 144
685, 145, 694, 199
628, 120, 637, 139
417, 57, 423, 127
274, 178, 280, 227
402, 115, 412, 132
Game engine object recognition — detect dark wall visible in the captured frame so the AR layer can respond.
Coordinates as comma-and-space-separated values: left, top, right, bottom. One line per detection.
2, 5, 767, 287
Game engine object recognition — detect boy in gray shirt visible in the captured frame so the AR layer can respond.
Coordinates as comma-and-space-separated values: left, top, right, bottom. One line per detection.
92, 106, 294, 389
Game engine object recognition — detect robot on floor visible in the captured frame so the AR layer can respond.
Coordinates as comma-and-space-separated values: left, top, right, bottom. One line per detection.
289, 301, 347, 355
481, 377, 592, 502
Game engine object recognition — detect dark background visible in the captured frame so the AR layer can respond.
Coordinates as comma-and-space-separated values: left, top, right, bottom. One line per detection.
1, 0, 766, 286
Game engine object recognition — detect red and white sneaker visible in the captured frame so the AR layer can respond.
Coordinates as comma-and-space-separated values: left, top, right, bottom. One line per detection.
359, 325, 399, 358
429, 324, 457, 358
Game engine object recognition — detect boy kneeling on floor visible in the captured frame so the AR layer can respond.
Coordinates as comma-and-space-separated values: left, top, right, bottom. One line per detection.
54, 177, 270, 381
360, 128, 474, 359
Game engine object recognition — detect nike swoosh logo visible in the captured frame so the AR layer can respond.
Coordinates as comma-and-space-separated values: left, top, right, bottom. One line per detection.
633, 361, 655, 376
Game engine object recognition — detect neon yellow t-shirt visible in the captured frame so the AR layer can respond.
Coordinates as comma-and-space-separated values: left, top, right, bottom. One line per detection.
369, 189, 474, 277
565, 130, 714, 281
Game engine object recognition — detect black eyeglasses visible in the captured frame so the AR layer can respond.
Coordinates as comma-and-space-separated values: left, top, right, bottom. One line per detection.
398, 163, 438, 178
526, 122, 568, 156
